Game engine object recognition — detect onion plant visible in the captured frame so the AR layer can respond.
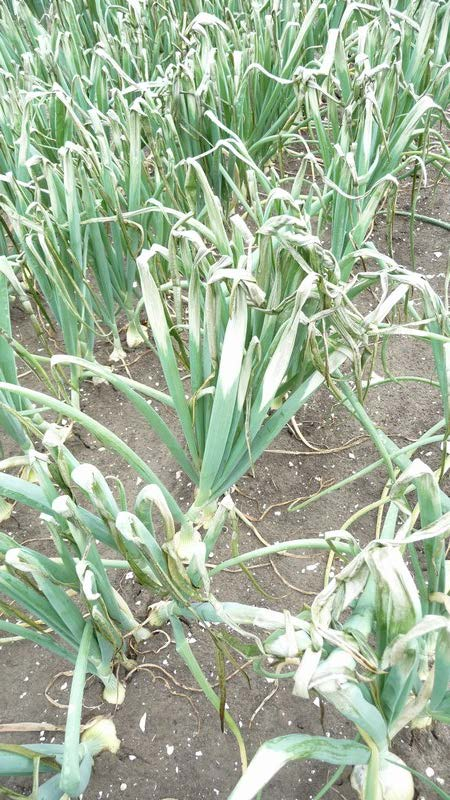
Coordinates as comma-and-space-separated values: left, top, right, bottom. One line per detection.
0, 171, 446, 582
0, 429, 250, 767
0, 255, 57, 455
47, 178, 427, 523
0, 0, 192, 365
0, 260, 33, 452
297, 0, 450, 262
143, 0, 449, 203
145, 0, 450, 221
0, 1, 448, 796
0, 432, 155, 703
140, 0, 339, 200
0, 89, 148, 368
0, 454, 128, 799
0, 241, 446, 783
155, 458, 450, 800
0, 716, 120, 799
0, 533, 141, 701
0, 0, 447, 380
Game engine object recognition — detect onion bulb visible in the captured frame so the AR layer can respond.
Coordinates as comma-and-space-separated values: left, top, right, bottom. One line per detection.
81, 716, 120, 756
351, 753, 414, 800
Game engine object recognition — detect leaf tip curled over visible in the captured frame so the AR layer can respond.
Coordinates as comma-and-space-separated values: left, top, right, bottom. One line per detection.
76, 562, 100, 601
52, 494, 74, 518
135, 248, 152, 273
71, 463, 99, 493
115, 511, 138, 541
42, 423, 71, 448
135, 483, 175, 540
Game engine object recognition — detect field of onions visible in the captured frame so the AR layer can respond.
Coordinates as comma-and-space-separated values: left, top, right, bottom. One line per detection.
0, 1, 449, 799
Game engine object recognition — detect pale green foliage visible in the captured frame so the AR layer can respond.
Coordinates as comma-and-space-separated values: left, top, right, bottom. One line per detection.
200, 459, 450, 798
0, 0, 448, 372
0, 2, 449, 799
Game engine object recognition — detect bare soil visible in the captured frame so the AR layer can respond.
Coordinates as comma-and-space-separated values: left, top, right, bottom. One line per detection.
1, 176, 449, 800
